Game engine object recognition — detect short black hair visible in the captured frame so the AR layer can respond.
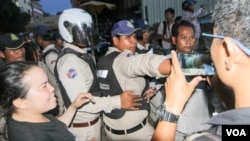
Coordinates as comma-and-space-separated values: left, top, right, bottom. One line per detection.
0, 62, 37, 117
213, 0, 250, 48
182, 0, 193, 11
171, 20, 195, 37
165, 8, 175, 15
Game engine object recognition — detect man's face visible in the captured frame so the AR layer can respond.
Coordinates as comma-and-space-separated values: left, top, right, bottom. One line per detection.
165, 12, 174, 22
55, 38, 64, 49
189, 5, 194, 12
114, 33, 137, 53
34, 35, 42, 48
172, 26, 195, 52
3, 47, 26, 62
142, 29, 150, 43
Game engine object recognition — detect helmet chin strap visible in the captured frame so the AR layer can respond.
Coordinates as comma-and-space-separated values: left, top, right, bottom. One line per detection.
86, 37, 91, 46
74, 42, 86, 48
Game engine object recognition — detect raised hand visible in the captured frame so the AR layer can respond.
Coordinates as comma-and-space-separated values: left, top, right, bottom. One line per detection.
143, 87, 156, 103
164, 51, 202, 114
72, 93, 95, 109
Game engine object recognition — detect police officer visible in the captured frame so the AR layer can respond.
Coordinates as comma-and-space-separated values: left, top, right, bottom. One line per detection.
33, 25, 64, 115
133, 19, 166, 124
97, 20, 172, 141
33, 25, 59, 74
53, 31, 64, 52
133, 19, 154, 54
55, 8, 141, 141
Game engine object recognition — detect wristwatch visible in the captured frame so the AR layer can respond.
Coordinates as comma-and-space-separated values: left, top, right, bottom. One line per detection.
156, 104, 179, 123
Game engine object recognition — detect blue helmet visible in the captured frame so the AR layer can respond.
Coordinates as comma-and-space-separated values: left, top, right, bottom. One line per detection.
182, 0, 197, 11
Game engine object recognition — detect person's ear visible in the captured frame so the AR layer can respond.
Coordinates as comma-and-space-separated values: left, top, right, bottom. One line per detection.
112, 36, 119, 46
222, 37, 238, 70
171, 36, 176, 45
0, 51, 5, 58
13, 98, 27, 110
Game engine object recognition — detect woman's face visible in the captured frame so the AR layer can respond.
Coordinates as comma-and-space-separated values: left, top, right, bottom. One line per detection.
22, 66, 57, 114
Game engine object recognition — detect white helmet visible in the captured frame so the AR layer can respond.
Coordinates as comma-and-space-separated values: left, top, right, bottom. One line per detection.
58, 8, 93, 47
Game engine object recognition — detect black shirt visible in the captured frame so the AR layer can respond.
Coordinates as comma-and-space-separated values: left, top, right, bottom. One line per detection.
7, 114, 75, 141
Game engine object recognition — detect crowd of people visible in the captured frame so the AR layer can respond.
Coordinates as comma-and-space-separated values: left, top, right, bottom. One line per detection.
0, 0, 249, 140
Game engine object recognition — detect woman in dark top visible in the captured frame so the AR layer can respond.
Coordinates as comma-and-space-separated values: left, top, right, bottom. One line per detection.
0, 62, 94, 141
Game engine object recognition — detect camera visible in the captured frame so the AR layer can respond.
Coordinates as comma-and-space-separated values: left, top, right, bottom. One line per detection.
177, 52, 215, 76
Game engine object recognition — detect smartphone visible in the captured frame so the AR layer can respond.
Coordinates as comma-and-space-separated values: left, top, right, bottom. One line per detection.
177, 52, 215, 76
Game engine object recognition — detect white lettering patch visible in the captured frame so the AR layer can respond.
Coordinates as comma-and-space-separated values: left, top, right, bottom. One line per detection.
97, 70, 108, 78
99, 83, 110, 90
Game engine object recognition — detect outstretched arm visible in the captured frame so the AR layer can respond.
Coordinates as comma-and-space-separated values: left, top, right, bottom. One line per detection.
158, 58, 171, 75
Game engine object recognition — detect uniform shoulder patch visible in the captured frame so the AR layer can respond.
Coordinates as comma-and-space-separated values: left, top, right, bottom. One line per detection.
67, 68, 78, 78
51, 60, 57, 64
126, 53, 134, 57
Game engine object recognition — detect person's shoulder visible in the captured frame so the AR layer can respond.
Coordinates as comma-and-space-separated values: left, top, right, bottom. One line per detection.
122, 49, 134, 55
37, 61, 46, 68
43, 44, 57, 52
184, 126, 221, 141
57, 50, 79, 63
157, 21, 164, 27
113, 50, 136, 64
185, 132, 221, 141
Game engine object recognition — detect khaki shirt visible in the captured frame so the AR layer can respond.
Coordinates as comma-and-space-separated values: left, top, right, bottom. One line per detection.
136, 43, 154, 54
42, 44, 58, 75
103, 47, 170, 129
56, 42, 120, 123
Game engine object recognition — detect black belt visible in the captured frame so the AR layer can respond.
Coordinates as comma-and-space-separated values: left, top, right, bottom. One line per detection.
72, 117, 99, 128
104, 118, 147, 135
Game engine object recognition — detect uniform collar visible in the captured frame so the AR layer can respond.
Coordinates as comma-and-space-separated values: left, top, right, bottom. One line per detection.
42, 44, 56, 53
137, 43, 150, 50
63, 42, 87, 54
